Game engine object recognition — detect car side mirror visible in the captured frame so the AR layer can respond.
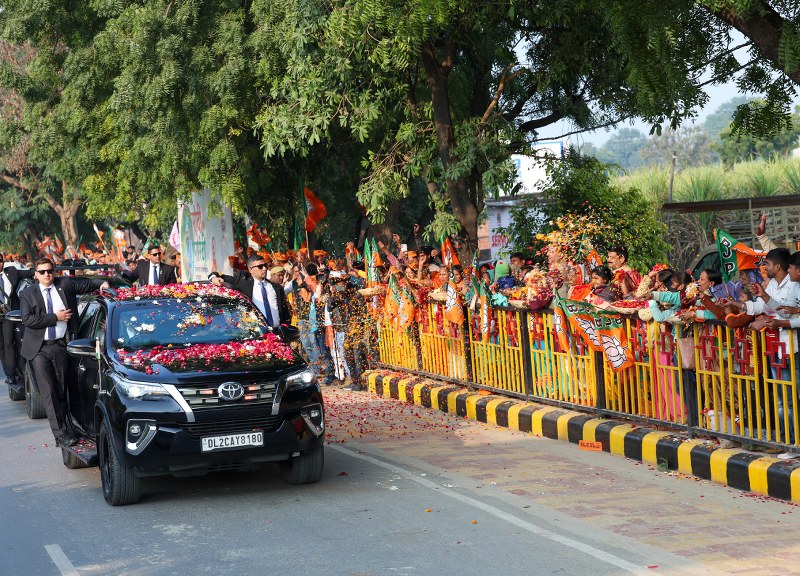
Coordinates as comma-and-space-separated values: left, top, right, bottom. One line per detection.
67, 338, 97, 358
5, 310, 21, 323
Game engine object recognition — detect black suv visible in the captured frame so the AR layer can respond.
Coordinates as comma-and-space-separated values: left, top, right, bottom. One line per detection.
55, 284, 323, 505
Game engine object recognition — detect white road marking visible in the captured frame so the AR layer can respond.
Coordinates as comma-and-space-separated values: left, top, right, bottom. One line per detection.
45, 544, 80, 576
330, 443, 651, 576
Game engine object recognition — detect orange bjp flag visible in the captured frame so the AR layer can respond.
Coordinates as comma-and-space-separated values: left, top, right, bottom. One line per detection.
303, 187, 328, 233
444, 271, 465, 324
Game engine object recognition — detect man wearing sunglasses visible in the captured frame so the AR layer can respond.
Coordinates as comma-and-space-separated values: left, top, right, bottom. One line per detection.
209, 254, 291, 328
121, 243, 177, 286
20, 259, 109, 448
0, 254, 35, 388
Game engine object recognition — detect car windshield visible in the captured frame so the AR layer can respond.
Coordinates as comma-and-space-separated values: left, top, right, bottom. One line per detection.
111, 298, 268, 349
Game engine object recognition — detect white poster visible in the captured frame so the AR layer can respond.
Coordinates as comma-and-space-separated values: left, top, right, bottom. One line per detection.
178, 190, 234, 282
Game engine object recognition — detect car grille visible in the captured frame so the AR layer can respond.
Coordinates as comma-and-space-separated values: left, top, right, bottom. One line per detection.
177, 381, 277, 409
178, 415, 283, 439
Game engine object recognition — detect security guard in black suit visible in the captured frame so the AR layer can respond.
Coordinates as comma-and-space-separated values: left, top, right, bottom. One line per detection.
121, 244, 177, 286
0, 256, 35, 385
20, 259, 108, 447
209, 254, 292, 327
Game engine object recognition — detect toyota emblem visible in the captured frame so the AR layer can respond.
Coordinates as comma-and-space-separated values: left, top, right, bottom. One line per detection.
218, 382, 244, 401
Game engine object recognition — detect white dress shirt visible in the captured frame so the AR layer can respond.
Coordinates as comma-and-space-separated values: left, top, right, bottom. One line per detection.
251, 280, 280, 327
0, 269, 12, 303
40, 284, 67, 340
746, 274, 798, 354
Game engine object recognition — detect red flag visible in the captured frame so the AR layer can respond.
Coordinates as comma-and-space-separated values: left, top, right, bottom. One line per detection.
303, 187, 327, 233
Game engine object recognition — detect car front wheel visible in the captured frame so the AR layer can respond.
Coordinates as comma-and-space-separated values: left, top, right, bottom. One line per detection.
25, 363, 46, 419
98, 421, 141, 505
279, 445, 324, 485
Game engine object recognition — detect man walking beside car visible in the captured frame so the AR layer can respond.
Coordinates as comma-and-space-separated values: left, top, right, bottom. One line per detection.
0, 254, 35, 388
121, 243, 177, 286
20, 259, 108, 448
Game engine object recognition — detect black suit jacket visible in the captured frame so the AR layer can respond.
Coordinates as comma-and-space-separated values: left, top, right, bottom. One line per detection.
20, 277, 105, 360
218, 271, 292, 326
122, 261, 177, 286
0, 266, 35, 311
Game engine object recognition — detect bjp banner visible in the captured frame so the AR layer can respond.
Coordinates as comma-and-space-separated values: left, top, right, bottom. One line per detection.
440, 234, 461, 266
398, 284, 416, 330
715, 228, 767, 282
551, 294, 571, 352
560, 299, 634, 371
445, 270, 465, 324
385, 273, 401, 323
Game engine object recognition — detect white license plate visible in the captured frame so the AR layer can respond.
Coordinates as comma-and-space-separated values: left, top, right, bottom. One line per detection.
201, 431, 263, 452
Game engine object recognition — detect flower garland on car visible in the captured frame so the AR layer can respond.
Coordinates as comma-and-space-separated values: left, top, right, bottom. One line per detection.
116, 333, 296, 374
116, 283, 242, 301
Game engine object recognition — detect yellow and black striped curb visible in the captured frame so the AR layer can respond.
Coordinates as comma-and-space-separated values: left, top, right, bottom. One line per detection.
362, 369, 800, 504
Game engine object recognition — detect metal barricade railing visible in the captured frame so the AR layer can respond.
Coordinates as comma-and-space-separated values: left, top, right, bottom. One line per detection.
467, 306, 526, 396
419, 301, 469, 381
375, 304, 800, 450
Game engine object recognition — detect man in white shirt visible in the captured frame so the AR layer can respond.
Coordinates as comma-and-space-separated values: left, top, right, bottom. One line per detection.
739, 248, 800, 454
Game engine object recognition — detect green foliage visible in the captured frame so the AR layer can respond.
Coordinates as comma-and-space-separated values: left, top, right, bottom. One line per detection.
717, 104, 800, 166
502, 153, 668, 271
592, 128, 648, 171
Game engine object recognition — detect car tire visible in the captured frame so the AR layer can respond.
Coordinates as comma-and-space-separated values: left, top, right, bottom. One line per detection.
62, 447, 90, 469
279, 445, 324, 485
25, 363, 46, 419
98, 422, 141, 506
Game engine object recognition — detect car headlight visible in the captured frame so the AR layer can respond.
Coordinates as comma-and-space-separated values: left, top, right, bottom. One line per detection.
285, 368, 316, 390
112, 374, 171, 400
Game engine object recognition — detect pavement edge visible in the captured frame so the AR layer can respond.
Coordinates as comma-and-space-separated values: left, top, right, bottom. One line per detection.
362, 369, 800, 504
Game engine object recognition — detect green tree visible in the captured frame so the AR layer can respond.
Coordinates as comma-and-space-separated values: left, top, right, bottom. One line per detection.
716, 104, 800, 166
703, 96, 751, 139
639, 126, 719, 168
594, 128, 648, 171
501, 153, 668, 272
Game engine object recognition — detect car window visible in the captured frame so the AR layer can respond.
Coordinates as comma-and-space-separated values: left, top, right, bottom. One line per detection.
93, 308, 107, 347
78, 301, 100, 339
111, 298, 268, 350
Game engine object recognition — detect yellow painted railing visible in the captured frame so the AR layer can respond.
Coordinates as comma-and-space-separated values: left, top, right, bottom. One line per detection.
376, 303, 800, 449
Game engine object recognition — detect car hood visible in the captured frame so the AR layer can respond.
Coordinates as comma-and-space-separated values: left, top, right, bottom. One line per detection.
112, 357, 306, 385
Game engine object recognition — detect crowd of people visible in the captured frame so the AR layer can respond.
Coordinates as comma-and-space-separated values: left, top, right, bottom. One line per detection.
4, 213, 800, 454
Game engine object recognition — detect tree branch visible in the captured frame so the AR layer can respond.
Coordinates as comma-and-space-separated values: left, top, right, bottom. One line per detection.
0, 172, 34, 191
706, 0, 800, 85
481, 64, 519, 123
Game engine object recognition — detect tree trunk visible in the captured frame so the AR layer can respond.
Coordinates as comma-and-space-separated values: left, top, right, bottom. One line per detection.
707, 1, 800, 84
420, 40, 481, 251
371, 198, 402, 245
42, 181, 82, 252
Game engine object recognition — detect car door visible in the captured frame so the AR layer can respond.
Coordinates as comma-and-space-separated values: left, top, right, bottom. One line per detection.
68, 301, 102, 436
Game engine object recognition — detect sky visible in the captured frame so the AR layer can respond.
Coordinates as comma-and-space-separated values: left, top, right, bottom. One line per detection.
536, 80, 765, 148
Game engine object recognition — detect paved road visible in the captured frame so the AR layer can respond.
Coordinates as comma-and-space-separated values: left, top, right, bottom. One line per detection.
1, 382, 798, 575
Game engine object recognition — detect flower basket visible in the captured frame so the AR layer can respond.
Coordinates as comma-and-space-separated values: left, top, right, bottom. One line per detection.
527, 294, 553, 310
358, 286, 384, 297
428, 290, 448, 302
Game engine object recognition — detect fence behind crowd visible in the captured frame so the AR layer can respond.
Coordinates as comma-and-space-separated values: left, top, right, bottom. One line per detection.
376, 302, 800, 451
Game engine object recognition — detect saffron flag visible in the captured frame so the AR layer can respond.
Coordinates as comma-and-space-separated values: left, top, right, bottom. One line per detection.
385, 272, 400, 323
440, 234, 460, 266
371, 237, 383, 267
585, 249, 603, 270
559, 298, 634, 372
445, 270, 465, 324
551, 294, 570, 352
363, 239, 376, 286
303, 187, 327, 233
715, 228, 767, 282
398, 284, 416, 330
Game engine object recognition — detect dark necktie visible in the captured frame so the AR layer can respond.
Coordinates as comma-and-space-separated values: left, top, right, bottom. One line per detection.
45, 287, 56, 340
152, 265, 159, 285
260, 282, 275, 327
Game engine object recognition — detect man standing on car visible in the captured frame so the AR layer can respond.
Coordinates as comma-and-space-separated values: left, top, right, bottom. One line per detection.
209, 254, 291, 328
20, 259, 108, 447
121, 242, 177, 286
0, 255, 35, 387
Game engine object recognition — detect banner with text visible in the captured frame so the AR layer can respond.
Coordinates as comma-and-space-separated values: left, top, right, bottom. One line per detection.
178, 190, 235, 282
